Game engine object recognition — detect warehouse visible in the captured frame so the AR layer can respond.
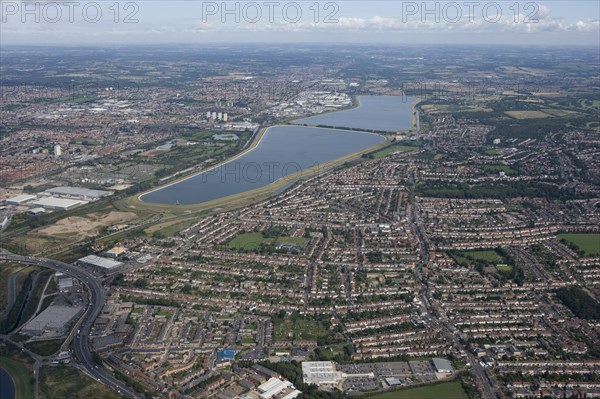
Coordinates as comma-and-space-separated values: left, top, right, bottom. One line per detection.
77, 254, 123, 271
432, 358, 454, 374
6, 194, 37, 205
44, 186, 112, 201
31, 197, 83, 211
22, 305, 83, 337
301, 361, 344, 385
258, 377, 293, 399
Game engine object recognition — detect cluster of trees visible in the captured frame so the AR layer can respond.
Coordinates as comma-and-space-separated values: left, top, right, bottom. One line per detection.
417, 181, 591, 201
556, 286, 600, 320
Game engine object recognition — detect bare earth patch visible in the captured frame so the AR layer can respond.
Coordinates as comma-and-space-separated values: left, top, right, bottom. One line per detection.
36, 211, 138, 238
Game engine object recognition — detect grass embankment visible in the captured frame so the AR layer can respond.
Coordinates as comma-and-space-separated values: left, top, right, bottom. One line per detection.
0, 263, 25, 309
369, 144, 419, 159
40, 365, 123, 399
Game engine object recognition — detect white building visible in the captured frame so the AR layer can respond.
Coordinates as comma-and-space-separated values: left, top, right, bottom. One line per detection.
77, 255, 123, 271
54, 144, 62, 157
31, 197, 83, 211
301, 361, 344, 385
6, 194, 37, 205
258, 377, 293, 399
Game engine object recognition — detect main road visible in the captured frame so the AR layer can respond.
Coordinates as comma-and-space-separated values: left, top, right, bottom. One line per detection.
407, 170, 498, 399
0, 252, 144, 399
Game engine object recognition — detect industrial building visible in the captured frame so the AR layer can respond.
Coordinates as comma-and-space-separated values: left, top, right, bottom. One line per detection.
77, 254, 123, 271
6, 194, 37, 205
432, 358, 454, 374
22, 305, 82, 337
301, 361, 344, 385
31, 197, 83, 211
44, 186, 112, 201
257, 377, 294, 399
27, 207, 46, 216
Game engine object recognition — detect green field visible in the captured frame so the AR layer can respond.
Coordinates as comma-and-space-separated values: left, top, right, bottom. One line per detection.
558, 233, 600, 256
366, 381, 468, 399
25, 339, 64, 357
228, 233, 306, 251
482, 165, 517, 175
40, 365, 123, 399
228, 232, 268, 251
70, 137, 102, 146
452, 250, 504, 266
148, 218, 197, 238
0, 356, 33, 399
370, 144, 418, 159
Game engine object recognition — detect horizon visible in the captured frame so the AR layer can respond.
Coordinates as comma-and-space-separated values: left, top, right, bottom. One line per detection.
1, 1, 599, 46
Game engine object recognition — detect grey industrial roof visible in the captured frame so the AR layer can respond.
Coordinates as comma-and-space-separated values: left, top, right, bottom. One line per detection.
432, 358, 454, 372
22, 305, 82, 335
45, 186, 112, 199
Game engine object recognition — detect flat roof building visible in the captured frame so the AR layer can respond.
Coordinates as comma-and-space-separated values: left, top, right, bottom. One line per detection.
6, 194, 37, 205
432, 358, 454, 374
44, 186, 112, 201
31, 197, 83, 211
22, 305, 82, 337
258, 377, 293, 399
301, 361, 344, 385
77, 254, 123, 271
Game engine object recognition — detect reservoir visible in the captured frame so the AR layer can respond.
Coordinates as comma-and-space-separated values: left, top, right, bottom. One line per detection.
293, 95, 417, 132
0, 367, 16, 399
140, 126, 385, 205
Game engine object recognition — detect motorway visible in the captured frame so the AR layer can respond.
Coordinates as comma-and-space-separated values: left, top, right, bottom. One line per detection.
0, 252, 144, 399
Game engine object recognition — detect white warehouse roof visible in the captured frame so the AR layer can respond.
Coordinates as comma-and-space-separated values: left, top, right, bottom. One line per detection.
301, 361, 343, 385
78, 255, 123, 270
6, 194, 37, 204
31, 197, 83, 210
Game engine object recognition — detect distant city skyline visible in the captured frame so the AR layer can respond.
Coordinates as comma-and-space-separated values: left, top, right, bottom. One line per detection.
1, 1, 599, 46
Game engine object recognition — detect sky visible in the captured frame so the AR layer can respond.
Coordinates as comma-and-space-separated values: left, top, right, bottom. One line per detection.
1, 1, 599, 46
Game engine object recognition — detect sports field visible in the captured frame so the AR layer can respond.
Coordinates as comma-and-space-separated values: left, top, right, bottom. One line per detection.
559, 233, 600, 256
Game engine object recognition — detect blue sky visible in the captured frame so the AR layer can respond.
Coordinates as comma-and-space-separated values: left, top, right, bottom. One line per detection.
1, 1, 599, 45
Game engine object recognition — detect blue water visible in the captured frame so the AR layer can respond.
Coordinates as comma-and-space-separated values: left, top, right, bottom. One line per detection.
293, 95, 416, 132
0, 367, 15, 399
141, 126, 384, 205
